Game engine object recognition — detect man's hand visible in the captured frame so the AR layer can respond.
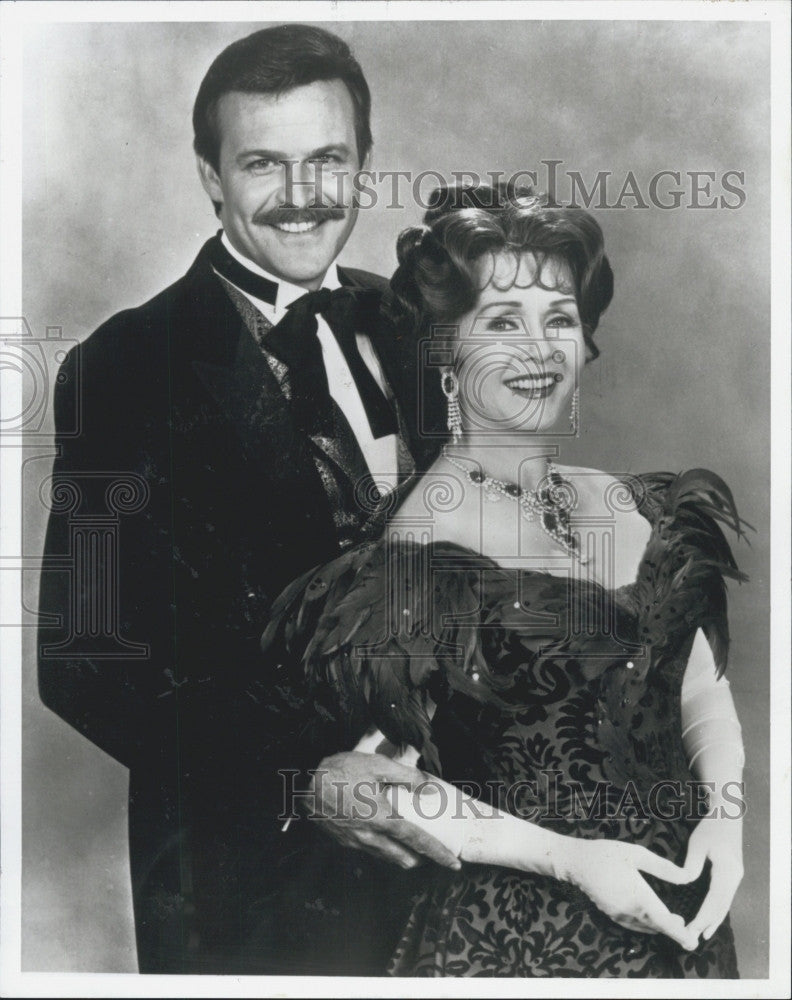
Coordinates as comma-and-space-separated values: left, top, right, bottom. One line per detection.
307, 751, 462, 871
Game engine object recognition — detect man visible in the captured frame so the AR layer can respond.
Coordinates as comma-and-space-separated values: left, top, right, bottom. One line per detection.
38, 24, 452, 975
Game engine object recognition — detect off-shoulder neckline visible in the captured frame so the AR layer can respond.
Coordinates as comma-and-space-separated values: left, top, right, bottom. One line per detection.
363, 467, 663, 589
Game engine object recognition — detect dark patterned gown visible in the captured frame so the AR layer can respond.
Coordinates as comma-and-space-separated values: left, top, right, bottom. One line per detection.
262, 470, 748, 978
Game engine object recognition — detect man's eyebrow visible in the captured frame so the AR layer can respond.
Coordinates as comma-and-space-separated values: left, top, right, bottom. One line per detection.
235, 148, 289, 165
307, 143, 352, 159
235, 144, 352, 165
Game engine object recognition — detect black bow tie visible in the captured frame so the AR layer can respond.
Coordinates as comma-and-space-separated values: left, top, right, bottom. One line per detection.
267, 287, 399, 440
210, 234, 398, 439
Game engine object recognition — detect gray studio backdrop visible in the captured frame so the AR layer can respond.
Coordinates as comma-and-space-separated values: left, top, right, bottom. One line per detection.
21, 19, 769, 975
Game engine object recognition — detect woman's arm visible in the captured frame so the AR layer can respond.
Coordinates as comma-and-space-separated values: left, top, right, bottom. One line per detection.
681, 628, 746, 798
356, 720, 697, 949
385, 771, 698, 950
680, 628, 745, 942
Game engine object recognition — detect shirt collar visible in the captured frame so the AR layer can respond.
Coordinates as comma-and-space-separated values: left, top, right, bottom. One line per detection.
220, 231, 342, 316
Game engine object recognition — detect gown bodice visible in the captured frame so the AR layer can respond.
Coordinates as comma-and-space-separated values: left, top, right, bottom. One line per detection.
260, 467, 748, 977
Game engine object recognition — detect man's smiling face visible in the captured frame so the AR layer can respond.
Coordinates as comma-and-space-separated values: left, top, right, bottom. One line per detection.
198, 79, 363, 290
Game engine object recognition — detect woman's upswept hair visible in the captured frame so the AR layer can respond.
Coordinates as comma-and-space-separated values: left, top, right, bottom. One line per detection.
390, 182, 614, 359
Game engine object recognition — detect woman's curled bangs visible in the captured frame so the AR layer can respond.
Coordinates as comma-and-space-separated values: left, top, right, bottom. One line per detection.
390, 184, 614, 359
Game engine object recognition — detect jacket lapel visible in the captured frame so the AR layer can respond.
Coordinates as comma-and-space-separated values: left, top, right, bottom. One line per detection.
192, 329, 300, 474
217, 274, 371, 491
183, 247, 426, 521
182, 242, 321, 495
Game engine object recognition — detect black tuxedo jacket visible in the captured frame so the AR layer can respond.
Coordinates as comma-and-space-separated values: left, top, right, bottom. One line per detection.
37, 238, 443, 974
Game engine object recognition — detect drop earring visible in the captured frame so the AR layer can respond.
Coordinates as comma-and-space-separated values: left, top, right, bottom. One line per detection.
570, 387, 579, 435
441, 368, 463, 444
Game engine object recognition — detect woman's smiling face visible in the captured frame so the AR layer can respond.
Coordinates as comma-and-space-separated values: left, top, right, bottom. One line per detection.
453, 251, 586, 437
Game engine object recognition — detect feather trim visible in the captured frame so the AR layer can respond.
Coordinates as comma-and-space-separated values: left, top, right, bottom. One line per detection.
261, 540, 514, 774
260, 470, 751, 768
629, 468, 750, 676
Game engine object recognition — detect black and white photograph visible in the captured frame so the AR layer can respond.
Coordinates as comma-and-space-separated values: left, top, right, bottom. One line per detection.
0, 1, 789, 995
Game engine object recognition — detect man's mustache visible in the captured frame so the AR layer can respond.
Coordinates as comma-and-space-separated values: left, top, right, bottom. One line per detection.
254, 205, 347, 226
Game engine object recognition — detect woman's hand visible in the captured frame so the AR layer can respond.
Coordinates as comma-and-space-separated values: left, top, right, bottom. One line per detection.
683, 814, 744, 943
563, 839, 700, 951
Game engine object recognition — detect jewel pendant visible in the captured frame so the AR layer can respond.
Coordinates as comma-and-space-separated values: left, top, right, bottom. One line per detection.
519, 500, 536, 521
484, 488, 504, 503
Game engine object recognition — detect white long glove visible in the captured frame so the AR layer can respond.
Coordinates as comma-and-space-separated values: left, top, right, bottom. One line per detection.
385, 770, 696, 948
681, 628, 745, 775
357, 727, 696, 949
679, 629, 745, 942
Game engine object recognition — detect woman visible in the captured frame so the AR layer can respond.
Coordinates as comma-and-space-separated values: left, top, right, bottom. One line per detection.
263, 183, 748, 977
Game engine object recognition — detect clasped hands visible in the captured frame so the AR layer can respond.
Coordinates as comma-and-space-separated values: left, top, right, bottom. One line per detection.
308, 752, 742, 953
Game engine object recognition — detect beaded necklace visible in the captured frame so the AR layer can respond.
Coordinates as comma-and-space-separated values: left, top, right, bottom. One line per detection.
441, 445, 588, 563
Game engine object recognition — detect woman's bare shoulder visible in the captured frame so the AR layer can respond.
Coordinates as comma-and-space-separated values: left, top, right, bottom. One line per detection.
554, 463, 640, 504
389, 466, 474, 531
555, 463, 652, 547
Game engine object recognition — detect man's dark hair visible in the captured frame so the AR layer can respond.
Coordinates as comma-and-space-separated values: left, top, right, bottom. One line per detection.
193, 24, 373, 170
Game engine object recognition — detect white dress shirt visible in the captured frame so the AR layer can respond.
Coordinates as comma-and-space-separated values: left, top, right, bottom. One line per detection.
218, 233, 399, 489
